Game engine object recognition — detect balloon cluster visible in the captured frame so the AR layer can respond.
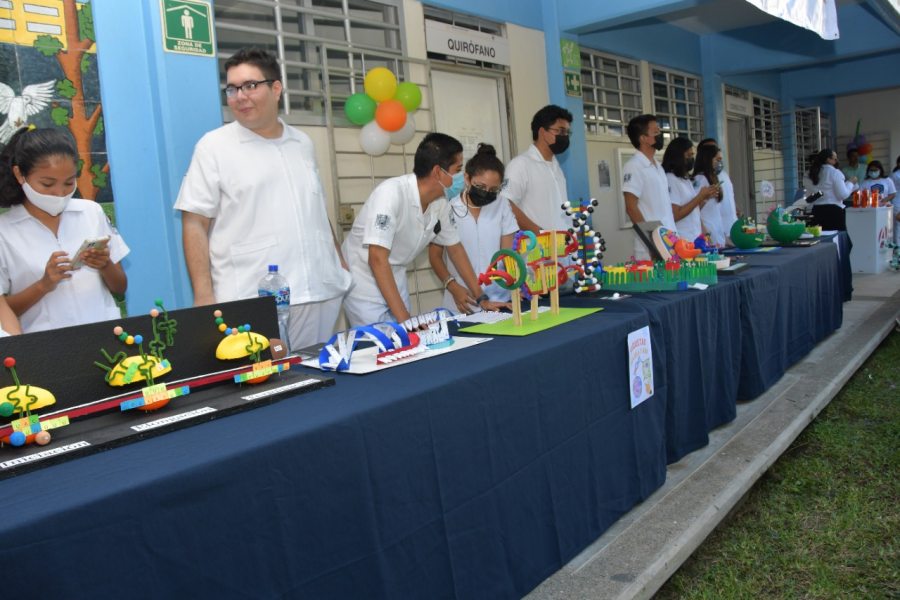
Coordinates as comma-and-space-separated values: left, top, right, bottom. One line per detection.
344, 67, 422, 156
849, 121, 873, 164
850, 138, 874, 164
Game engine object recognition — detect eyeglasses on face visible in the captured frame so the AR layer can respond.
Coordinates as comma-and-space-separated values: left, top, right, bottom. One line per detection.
548, 127, 572, 136
224, 79, 276, 98
470, 182, 504, 194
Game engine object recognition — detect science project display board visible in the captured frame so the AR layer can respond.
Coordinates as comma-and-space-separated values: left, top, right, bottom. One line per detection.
0, 298, 331, 478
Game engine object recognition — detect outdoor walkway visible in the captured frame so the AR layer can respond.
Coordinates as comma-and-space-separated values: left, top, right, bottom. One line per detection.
527, 269, 900, 600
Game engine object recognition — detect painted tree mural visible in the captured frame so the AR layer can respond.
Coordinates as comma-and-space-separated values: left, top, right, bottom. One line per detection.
32, 0, 108, 201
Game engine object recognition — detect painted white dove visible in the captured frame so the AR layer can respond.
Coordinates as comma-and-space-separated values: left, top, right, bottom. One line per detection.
0, 80, 56, 144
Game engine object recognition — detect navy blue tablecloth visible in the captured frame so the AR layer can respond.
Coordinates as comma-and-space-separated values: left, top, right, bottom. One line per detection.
0, 241, 843, 598
0, 307, 666, 599
566, 240, 842, 462
568, 279, 742, 463
729, 242, 843, 399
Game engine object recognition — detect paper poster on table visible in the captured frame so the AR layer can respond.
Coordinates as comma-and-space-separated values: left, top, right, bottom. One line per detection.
628, 326, 654, 408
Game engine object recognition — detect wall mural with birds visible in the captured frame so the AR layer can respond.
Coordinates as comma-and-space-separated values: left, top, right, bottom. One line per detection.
0, 0, 113, 205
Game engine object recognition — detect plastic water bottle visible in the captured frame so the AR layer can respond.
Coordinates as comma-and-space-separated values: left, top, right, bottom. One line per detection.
258, 265, 290, 351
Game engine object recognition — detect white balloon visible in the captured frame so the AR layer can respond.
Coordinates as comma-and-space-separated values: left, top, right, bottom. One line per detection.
359, 121, 391, 156
389, 113, 416, 146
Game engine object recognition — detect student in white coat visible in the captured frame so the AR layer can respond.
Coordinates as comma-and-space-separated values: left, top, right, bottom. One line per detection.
342, 133, 499, 326
428, 143, 518, 312
501, 104, 573, 233
691, 143, 729, 246
662, 136, 717, 243
176, 48, 350, 350
0, 127, 127, 333
804, 148, 857, 231
623, 114, 678, 259
699, 138, 738, 241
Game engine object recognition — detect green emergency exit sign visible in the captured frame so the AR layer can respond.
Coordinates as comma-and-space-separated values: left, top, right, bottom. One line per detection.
565, 72, 582, 97
161, 0, 215, 57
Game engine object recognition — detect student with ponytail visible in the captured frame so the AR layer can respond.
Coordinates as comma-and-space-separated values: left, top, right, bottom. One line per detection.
429, 143, 516, 312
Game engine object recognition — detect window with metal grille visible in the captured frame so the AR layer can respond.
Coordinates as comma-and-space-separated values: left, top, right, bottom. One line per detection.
214, 0, 404, 125
752, 95, 781, 150
795, 107, 832, 180
580, 50, 642, 137
650, 66, 703, 142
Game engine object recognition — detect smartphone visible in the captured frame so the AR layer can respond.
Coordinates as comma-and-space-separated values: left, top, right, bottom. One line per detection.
71, 236, 110, 269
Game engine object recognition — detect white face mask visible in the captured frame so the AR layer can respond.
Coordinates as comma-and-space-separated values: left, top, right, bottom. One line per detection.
22, 181, 75, 216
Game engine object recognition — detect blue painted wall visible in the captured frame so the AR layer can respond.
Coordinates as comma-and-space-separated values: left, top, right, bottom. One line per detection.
579, 20, 701, 74
94, 0, 221, 311
425, 0, 543, 29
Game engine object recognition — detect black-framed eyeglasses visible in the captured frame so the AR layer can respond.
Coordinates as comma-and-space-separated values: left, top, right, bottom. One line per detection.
224, 79, 275, 98
548, 127, 572, 136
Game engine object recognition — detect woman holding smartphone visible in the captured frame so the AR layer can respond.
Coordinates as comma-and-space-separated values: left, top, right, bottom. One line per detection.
0, 127, 128, 332
692, 143, 728, 246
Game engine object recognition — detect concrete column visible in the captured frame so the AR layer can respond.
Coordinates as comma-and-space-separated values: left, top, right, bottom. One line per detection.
93, 0, 221, 310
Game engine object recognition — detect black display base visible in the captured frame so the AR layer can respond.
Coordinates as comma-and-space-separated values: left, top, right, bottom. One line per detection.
0, 370, 333, 479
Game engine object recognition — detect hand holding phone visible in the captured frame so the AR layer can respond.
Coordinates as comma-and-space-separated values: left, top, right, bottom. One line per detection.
71, 236, 110, 269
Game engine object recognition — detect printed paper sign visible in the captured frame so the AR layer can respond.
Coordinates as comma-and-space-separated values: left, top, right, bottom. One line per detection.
628, 326, 654, 408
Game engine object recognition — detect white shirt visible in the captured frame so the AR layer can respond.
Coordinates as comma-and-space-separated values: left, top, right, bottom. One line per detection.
623, 151, 676, 258
343, 174, 459, 308
804, 164, 855, 208
174, 120, 351, 305
668, 173, 701, 242
693, 174, 727, 246
441, 194, 519, 308
718, 170, 738, 237
500, 144, 570, 231
861, 176, 897, 199
0, 199, 129, 333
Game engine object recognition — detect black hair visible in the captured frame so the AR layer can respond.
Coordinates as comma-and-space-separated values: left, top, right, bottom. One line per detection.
224, 47, 281, 81
626, 114, 657, 149
808, 148, 834, 186
893, 155, 900, 173
464, 143, 504, 180
692, 142, 720, 185
530, 105, 573, 140
698, 138, 718, 150
0, 127, 78, 208
846, 147, 858, 159
661, 136, 694, 178
866, 160, 885, 179
413, 132, 463, 178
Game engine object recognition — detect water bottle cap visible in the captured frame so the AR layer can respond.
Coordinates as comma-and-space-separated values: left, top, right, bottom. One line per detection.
268, 265, 278, 272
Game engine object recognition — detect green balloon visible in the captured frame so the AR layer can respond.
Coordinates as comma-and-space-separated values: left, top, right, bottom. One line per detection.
394, 82, 422, 112
344, 93, 376, 126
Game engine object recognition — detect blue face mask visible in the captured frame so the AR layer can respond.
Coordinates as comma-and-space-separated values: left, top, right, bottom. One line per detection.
868, 170, 880, 179
441, 169, 465, 199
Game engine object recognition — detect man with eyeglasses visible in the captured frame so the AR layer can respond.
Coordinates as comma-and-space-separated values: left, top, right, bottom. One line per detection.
175, 47, 351, 349
500, 104, 574, 233
341, 133, 495, 326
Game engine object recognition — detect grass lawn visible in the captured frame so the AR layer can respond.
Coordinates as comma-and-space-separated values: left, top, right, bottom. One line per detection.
656, 330, 900, 599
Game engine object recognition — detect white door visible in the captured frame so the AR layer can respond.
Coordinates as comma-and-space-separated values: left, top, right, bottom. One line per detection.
430, 69, 511, 162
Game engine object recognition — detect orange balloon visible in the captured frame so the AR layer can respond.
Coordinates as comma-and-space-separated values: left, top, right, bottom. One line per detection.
375, 100, 407, 132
